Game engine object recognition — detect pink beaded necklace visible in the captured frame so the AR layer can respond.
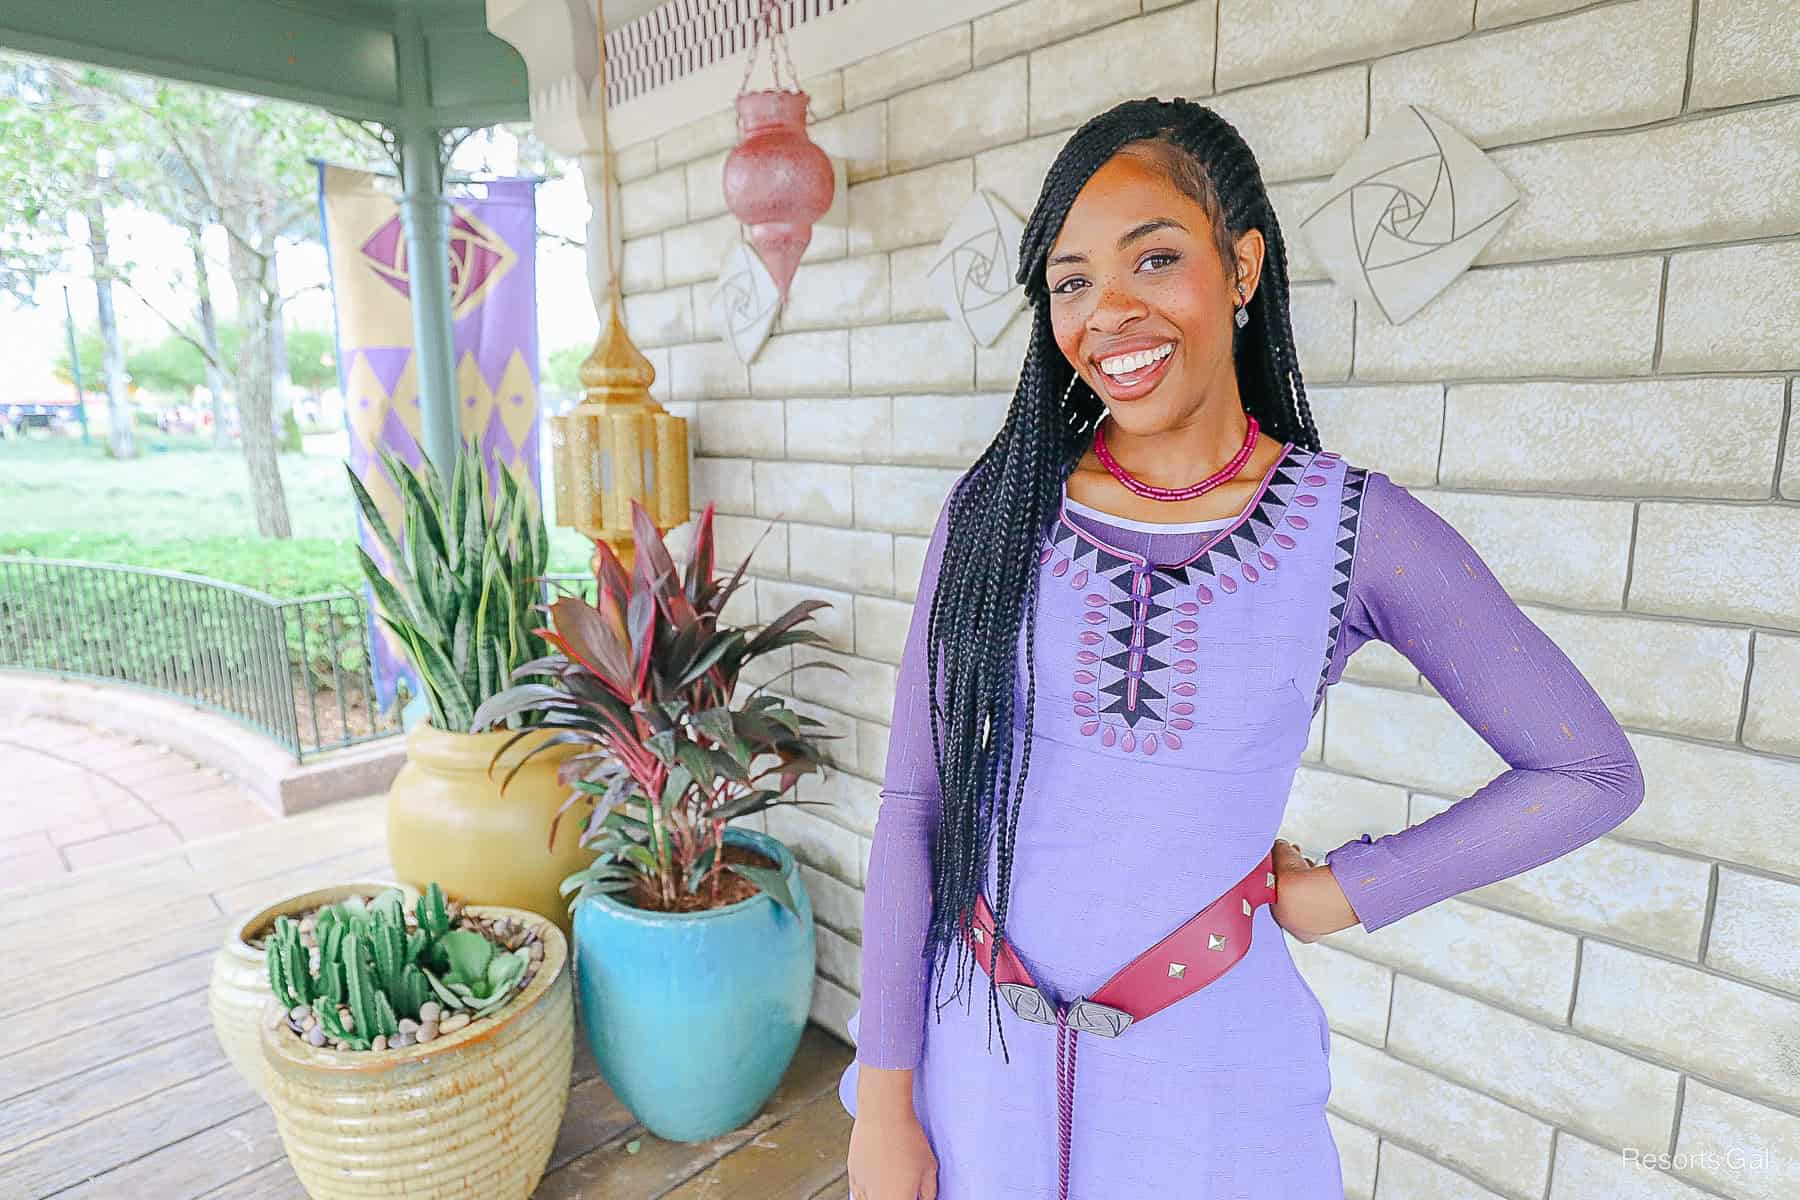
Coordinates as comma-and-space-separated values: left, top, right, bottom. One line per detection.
1092, 412, 1261, 502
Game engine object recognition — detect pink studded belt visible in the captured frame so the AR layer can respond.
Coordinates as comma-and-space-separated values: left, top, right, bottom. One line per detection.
959, 848, 1279, 1200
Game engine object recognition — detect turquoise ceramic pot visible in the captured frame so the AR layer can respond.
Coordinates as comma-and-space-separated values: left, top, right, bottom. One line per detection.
571, 824, 816, 1142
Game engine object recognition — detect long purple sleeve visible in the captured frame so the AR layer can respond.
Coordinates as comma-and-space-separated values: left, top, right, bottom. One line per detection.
855, 495, 954, 1069
1317, 472, 1645, 932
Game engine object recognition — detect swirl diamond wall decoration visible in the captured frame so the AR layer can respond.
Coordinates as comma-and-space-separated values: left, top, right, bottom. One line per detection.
928, 189, 1027, 346
710, 240, 782, 365
1298, 105, 1520, 325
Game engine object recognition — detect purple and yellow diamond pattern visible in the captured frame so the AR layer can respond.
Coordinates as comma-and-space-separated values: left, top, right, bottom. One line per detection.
317, 164, 543, 717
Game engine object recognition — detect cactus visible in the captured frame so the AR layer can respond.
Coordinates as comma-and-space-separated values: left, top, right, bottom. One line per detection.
266, 917, 315, 1010
418, 882, 451, 941
371, 918, 405, 992
261, 882, 526, 1049
398, 963, 433, 1016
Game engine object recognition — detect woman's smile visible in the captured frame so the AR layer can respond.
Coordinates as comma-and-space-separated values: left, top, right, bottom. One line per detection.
1093, 338, 1177, 401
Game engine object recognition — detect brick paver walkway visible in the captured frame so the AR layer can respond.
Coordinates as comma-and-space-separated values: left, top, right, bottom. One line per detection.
0, 714, 274, 885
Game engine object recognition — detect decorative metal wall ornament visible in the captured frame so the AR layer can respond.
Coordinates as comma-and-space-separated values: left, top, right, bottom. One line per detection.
1297, 105, 1520, 325
710, 240, 782, 365
928, 189, 1027, 347
721, 0, 835, 306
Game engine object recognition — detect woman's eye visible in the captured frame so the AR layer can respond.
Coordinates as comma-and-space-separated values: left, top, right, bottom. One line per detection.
1051, 253, 1180, 295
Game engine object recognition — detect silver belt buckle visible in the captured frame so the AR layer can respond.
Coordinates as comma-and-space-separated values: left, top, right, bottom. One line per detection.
999, 983, 1134, 1037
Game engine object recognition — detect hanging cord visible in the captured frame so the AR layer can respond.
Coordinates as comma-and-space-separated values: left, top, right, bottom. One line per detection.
735, 0, 817, 122
1053, 1007, 1080, 1200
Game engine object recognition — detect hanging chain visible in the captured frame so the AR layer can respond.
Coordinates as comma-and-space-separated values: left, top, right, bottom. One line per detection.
735, 0, 815, 121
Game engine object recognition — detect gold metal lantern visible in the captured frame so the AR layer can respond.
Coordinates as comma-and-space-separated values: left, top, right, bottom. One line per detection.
550, 303, 689, 576
549, 0, 690, 577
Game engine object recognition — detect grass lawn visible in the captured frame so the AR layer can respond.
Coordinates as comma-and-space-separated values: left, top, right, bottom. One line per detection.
0, 432, 597, 598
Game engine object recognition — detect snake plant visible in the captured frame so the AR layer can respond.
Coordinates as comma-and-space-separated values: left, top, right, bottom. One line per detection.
347, 439, 551, 732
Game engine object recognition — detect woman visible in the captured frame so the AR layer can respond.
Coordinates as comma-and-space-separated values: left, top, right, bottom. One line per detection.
838, 97, 1643, 1200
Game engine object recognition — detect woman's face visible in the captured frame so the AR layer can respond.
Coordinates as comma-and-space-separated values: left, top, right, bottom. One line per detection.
1045, 149, 1261, 436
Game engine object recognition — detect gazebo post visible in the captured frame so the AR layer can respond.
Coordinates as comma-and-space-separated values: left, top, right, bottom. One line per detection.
394, 8, 459, 478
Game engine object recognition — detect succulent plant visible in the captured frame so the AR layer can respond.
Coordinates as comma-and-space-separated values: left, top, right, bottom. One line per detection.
266, 883, 528, 1051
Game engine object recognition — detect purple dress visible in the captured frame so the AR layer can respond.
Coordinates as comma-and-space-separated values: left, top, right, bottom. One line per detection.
837, 443, 1644, 1199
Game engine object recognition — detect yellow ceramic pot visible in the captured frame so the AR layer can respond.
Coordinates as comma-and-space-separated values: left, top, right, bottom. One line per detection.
209, 880, 419, 1101
260, 905, 575, 1200
387, 721, 596, 936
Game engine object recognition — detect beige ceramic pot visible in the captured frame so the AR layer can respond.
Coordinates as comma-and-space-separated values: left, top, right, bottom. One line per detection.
209, 879, 419, 1101
260, 904, 575, 1200
387, 721, 596, 937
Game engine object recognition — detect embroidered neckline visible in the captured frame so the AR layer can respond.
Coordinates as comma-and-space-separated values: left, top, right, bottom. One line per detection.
1051, 442, 1310, 578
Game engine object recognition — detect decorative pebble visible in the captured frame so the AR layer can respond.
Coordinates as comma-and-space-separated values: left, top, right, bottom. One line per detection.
441, 1013, 471, 1034
372, 1036, 388, 1051
417, 1022, 439, 1044
529, 942, 544, 964
306, 1026, 327, 1047
399, 1018, 419, 1034
391, 1032, 413, 1048
420, 1001, 442, 1024
302, 1015, 318, 1032
334, 1040, 351, 1051
340, 1011, 355, 1033
290, 1005, 310, 1021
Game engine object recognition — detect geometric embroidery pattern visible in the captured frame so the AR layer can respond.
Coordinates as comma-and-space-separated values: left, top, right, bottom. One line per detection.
1312, 460, 1368, 716
1039, 444, 1329, 756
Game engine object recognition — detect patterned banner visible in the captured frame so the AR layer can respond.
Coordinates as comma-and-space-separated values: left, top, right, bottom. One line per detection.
316, 163, 542, 722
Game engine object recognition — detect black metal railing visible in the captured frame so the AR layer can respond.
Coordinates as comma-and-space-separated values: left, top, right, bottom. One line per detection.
0, 559, 604, 761
0, 557, 395, 761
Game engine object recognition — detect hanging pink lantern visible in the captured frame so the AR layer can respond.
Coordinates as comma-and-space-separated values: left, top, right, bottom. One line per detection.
722, 88, 833, 303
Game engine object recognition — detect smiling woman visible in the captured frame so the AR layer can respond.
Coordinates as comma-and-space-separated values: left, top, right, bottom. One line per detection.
837, 98, 1643, 1200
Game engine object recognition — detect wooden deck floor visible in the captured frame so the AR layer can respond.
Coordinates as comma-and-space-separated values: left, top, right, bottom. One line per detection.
0, 795, 857, 1199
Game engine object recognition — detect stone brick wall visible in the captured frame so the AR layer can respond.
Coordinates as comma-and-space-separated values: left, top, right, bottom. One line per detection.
607, 2, 1799, 1195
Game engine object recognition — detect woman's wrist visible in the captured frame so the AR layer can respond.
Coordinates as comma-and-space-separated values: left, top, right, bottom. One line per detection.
856, 1063, 918, 1119
1288, 862, 1360, 940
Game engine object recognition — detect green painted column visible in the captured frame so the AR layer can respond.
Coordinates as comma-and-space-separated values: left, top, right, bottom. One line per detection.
395, 122, 458, 476
394, 3, 457, 477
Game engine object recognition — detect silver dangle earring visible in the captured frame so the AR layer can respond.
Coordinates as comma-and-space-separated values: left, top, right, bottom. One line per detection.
1233, 283, 1250, 328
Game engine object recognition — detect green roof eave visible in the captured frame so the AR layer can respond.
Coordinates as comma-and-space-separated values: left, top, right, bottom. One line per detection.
0, 0, 527, 128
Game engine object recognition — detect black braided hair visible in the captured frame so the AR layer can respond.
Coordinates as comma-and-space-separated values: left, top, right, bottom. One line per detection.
917, 97, 1323, 1064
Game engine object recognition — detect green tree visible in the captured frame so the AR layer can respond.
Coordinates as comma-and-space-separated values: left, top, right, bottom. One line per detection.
286, 327, 337, 395
0, 57, 139, 458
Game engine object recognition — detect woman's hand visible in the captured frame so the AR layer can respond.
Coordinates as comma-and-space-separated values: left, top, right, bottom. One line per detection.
1269, 838, 1359, 942
847, 1104, 939, 1200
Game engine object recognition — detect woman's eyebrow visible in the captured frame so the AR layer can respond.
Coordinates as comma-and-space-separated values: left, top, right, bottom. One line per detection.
1047, 217, 1189, 267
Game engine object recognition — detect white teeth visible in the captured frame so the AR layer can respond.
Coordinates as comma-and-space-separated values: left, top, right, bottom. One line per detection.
1099, 342, 1173, 377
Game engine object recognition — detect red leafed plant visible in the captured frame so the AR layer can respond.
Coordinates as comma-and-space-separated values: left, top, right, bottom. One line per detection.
471, 500, 840, 915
